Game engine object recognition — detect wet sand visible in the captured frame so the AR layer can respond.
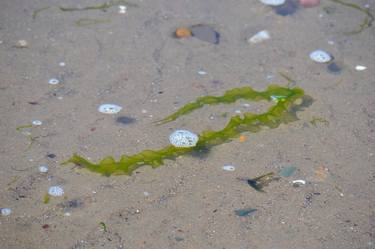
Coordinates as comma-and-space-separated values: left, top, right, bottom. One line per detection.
0, 0, 374, 248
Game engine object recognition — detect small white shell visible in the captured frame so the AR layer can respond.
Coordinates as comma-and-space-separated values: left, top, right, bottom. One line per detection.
355, 65, 367, 71
1, 208, 12, 216
169, 130, 199, 148
32, 120, 42, 126
259, 0, 286, 6
309, 50, 333, 63
98, 104, 122, 114
197, 70, 207, 75
118, 5, 127, 14
222, 165, 236, 171
48, 78, 60, 85
39, 165, 49, 173
248, 30, 270, 44
292, 180, 306, 186
48, 186, 64, 197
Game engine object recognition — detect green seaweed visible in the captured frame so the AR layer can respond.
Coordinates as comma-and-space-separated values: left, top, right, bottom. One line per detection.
43, 194, 50, 204
99, 222, 107, 232
32, 6, 50, 19
156, 85, 302, 124
60, 0, 137, 12
310, 116, 329, 127
16, 124, 33, 131
330, 0, 374, 34
75, 18, 111, 27
16, 124, 36, 148
63, 85, 312, 176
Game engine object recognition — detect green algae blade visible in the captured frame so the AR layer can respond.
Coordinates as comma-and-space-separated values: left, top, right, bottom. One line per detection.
63, 86, 312, 176
330, 0, 374, 34
156, 85, 301, 124
60, 0, 138, 12
75, 18, 111, 27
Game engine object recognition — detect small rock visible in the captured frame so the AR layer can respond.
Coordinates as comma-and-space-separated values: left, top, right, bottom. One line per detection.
247, 30, 270, 44
190, 25, 220, 44
39, 165, 49, 173
309, 50, 333, 63
175, 27, 192, 38
299, 0, 320, 8
15, 40, 28, 48
32, 120, 42, 126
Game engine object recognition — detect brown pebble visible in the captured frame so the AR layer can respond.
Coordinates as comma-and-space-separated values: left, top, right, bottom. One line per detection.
175, 27, 191, 38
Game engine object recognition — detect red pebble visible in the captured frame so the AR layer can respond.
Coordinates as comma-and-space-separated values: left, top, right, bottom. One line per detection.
42, 224, 49, 229
299, 0, 320, 7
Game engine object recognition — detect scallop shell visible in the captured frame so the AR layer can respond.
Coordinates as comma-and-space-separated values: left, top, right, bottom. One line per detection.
169, 130, 199, 148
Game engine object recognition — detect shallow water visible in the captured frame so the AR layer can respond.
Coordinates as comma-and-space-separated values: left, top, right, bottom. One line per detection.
0, 0, 374, 248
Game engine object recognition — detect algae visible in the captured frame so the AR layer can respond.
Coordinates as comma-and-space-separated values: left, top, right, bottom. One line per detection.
330, 0, 374, 34
59, 0, 137, 12
43, 194, 50, 204
310, 116, 329, 127
75, 18, 111, 27
63, 85, 312, 176
99, 222, 107, 232
32, 6, 50, 19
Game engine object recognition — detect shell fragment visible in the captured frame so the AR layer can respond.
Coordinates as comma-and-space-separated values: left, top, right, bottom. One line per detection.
98, 104, 122, 114
259, 0, 286, 6
248, 30, 270, 44
48, 186, 64, 197
309, 50, 333, 63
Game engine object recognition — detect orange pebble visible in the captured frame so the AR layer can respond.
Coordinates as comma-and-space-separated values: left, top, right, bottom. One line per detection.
239, 135, 247, 142
175, 27, 192, 38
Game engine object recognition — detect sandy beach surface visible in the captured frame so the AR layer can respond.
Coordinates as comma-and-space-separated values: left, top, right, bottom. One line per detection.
0, 0, 374, 248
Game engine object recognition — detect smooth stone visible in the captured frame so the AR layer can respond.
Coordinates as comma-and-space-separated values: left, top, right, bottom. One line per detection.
190, 25, 220, 44
299, 0, 320, 7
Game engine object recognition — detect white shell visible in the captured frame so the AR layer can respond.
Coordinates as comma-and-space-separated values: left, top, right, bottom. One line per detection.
48, 186, 64, 197
248, 30, 270, 44
259, 0, 286, 6
198, 70, 207, 75
1, 208, 12, 216
32, 120, 42, 126
169, 130, 198, 148
222, 165, 236, 171
292, 179, 306, 185
39, 165, 49, 173
48, 78, 60, 85
98, 104, 122, 114
118, 5, 127, 14
309, 50, 333, 63
355, 65, 367, 71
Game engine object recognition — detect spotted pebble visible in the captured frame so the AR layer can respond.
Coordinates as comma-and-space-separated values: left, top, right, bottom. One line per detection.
169, 130, 199, 148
